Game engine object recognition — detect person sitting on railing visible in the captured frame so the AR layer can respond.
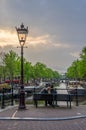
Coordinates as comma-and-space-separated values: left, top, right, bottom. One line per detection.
40, 84, 57, 106
47, 84, 57, 106
40, 84, 50, 94
50, 84, 57, 94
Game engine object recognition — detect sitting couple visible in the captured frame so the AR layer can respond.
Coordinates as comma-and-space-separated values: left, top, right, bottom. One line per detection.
40, 84, 57, 106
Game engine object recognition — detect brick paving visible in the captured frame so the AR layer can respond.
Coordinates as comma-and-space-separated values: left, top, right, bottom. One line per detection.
0, 105, 86, 130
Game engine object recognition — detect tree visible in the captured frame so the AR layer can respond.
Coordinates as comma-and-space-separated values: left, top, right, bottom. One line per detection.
67, 60, 79, 79
33, 62, 60, 79
0, 50, 60, 83
80, 47, 86, 60
3, 50, 19, 80
67, 46, 86, 79
80, 47, 86, 79
33, 62, 47, 78
24, 61, 33, 83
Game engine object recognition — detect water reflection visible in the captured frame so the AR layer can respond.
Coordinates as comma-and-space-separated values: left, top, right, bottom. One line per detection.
56, 83, 68, 94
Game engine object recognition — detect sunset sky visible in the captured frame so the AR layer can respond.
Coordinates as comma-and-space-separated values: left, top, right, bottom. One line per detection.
0, 0, 86, 73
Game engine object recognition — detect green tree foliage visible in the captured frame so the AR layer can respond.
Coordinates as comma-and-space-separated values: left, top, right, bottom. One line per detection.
33, 62, 47, 78
80, 47, 86, 60
67, 46, 86, 79
3, 50, 19, 80
24, 61, 34, 83
0, 51, 60, 83
79, 47, 86, 78
33, 62, 60, 79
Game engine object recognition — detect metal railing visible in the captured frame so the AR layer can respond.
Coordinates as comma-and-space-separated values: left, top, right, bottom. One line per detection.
0, 87, 86, 109
33, 87, 86, 107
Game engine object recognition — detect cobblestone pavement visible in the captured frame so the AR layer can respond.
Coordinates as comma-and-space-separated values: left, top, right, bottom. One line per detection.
0, 105, 86, 130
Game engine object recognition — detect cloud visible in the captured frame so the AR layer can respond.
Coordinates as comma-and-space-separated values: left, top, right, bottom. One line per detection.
0, 29, 17, 47
0, 28, 71, 51
70, 51, 80, 58
53, 43, 71, 49
0, 0, 86, 73
28, 34, 50, 46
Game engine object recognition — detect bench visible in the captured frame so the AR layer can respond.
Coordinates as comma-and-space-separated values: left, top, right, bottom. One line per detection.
33, 93, 73, 108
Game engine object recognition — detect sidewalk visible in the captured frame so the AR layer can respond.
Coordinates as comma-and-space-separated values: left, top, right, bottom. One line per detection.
0, 104, 86, 130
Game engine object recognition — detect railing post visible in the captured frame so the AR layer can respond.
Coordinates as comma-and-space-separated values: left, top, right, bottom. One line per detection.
34, 87, 36, 94
1, 88, 5, 109
75, 86, 78, 106
11, 85, 14, 106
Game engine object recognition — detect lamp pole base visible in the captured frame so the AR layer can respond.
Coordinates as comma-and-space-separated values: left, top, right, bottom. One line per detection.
18, 89, 26, 110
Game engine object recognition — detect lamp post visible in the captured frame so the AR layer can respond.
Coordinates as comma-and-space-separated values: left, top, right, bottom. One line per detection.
16, 23, 28, 109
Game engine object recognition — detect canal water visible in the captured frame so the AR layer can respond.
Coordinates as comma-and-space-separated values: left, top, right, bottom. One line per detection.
56, 82, 68, 94
56, 82, 68, 106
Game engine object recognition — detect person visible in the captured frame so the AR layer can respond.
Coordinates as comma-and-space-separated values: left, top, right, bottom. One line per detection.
40, 84, 50, 106
40, 84, 57, 107
40, 84, 49, 94
50, 84, 57, 94
47, 84, 57, 106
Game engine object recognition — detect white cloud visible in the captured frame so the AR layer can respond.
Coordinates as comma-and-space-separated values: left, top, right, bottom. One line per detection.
53, 43, 71, 49
28, 34, 50, 46
0, 29, 17, 46
70, 51, 80, 58
0, 29, 70, 51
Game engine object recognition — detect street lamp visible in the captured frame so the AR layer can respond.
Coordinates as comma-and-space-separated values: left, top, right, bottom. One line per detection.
16, 23, 28, 109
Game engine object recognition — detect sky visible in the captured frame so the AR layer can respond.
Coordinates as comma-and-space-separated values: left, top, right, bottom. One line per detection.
0, 0, 86, 73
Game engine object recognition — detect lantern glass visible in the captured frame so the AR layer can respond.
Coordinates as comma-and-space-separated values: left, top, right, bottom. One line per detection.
16, 23, 28, 46
18, 33, 26, 46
